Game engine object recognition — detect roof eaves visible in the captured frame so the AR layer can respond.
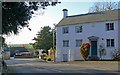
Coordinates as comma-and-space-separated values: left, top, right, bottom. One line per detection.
56, 19, 119, 27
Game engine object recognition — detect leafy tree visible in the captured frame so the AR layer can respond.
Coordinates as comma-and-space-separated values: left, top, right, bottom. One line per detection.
0, 36, 7, 48
2, 1, 60, 35
89, 2, 118, 12
33, 26, 55, 51
80, 43, 90, 61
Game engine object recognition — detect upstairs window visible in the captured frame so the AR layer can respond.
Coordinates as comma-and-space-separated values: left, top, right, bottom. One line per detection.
106, 39, 115, 47
76, 39, 82, 47
106, 23, 114, 31
75, 26, 82, 33
63, 40, 69, 47
62, 27, 69, 34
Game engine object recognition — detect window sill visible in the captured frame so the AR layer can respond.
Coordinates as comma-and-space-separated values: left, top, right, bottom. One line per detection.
64, 46, 69, 48
106, 30, 114, 31
106, 46, 115, 48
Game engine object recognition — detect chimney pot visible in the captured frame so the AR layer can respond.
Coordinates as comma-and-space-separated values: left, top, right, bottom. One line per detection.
63, 9, 68, 18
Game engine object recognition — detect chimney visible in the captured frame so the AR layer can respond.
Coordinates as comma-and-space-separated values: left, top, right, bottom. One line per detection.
63, 9, 68, 18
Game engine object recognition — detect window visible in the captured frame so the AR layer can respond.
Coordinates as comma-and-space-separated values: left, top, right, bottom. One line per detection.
62, 27, 69, 34
75, 26, 82, 33
76, 39, 82, 47
106, 39, 114, 47
111, 39, 115, 47
106, 23, 114, 31
63, 40, 69, 47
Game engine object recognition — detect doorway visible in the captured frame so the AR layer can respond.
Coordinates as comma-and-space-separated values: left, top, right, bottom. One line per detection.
91, 41, 97, 56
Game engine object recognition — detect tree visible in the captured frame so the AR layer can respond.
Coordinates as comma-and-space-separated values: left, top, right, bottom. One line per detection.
89, 2, 118, 12
0, 36, 7, 48
2, 1, 60, 35
33, 26, 54, 51
80, 43, 90, 61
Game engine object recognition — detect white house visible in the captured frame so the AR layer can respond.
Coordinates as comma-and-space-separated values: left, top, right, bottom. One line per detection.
55, 9, 120, 62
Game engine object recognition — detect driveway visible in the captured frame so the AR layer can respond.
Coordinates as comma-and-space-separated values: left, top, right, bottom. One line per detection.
5, 58, 119, 75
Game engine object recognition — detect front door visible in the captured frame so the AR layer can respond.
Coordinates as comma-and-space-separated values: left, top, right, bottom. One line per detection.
91, 41, 97, 56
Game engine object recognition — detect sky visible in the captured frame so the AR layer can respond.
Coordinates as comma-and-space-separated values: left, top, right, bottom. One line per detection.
4, 0, 120, 44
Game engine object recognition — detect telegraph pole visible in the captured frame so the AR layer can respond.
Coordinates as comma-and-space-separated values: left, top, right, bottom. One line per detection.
53, 24, 56, 62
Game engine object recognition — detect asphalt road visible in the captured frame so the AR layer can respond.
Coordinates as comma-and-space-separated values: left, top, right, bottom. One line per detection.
5, 58, 119, 75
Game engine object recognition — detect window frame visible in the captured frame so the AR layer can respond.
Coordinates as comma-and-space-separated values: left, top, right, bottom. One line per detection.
106, 22, 114, 31
62, 27, 69, 34
76, 39, 82, 47
75, 26, 82, 33
63, 40, 69, 47
106, 39, 115, 47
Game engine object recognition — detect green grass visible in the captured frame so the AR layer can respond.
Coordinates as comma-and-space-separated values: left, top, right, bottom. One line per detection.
35, 58, 41, 62
5, 67, 16, 75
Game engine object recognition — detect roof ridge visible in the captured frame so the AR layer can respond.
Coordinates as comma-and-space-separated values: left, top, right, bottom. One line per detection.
66, 12, 104, 18
66, 9, 119, 18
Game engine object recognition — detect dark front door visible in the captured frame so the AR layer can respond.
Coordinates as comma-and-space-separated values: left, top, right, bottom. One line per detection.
91, 41, 97, 56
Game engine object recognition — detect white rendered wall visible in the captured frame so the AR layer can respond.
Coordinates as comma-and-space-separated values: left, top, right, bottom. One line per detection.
56, 20, 118, 61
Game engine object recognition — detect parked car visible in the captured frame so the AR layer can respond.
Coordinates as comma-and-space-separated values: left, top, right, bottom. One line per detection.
15, 50, 21, 56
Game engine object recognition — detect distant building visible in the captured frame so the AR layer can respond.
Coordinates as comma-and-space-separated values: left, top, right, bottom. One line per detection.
55, 9, 120, 62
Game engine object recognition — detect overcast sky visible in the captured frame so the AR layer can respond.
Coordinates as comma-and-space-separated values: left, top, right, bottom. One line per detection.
4, 0, 119, 44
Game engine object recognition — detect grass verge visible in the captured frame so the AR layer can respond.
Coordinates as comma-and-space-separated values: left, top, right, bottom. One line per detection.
35, 58, 41, 62
5, 67, 15, 75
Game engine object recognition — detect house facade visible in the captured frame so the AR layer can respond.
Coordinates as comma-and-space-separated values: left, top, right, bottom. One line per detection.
55, 9, 120, 62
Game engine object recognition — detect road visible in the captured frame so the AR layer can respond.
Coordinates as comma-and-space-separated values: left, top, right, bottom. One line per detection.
5, 58, 119, 75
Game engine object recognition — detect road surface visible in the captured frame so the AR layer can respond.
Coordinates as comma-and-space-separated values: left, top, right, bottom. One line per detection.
5, 58, 119, 75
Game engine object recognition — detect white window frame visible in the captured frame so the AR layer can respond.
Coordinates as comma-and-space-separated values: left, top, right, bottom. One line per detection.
62, 27, 69, 34
76, 39, 82, 47
63, 40, 69, 47
106, 22, 114, 31
75, 26, 82, 33
106, 39, 115, 47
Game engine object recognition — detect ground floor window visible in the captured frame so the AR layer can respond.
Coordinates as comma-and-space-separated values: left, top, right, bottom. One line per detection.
76, 39, 82, 47
106, 39, 114, 47
63, 40, 69, 47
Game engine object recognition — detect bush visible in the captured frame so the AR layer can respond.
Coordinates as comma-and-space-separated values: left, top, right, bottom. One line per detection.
99, 45, 106, 60
80, 43, 90, 60
46, 56, 51, 61
112, 49, 120, 61
41, 53, 47, 60
42, 50, 46, 53
35, 50, 39, 56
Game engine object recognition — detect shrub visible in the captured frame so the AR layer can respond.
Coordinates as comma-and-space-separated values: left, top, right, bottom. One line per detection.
80, 43, 90, 61
46, 56, 51, 61
42, 50, 47, 53
111, 49, 120, 61
41, 53, 47, 60
35, 50, 39, 56
99, 45, 106, 60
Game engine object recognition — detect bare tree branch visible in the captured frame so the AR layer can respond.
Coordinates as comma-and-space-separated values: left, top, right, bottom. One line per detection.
89, 2, 118, 13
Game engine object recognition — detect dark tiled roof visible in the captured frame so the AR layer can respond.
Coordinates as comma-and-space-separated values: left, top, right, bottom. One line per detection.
57, 9, 120, 26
